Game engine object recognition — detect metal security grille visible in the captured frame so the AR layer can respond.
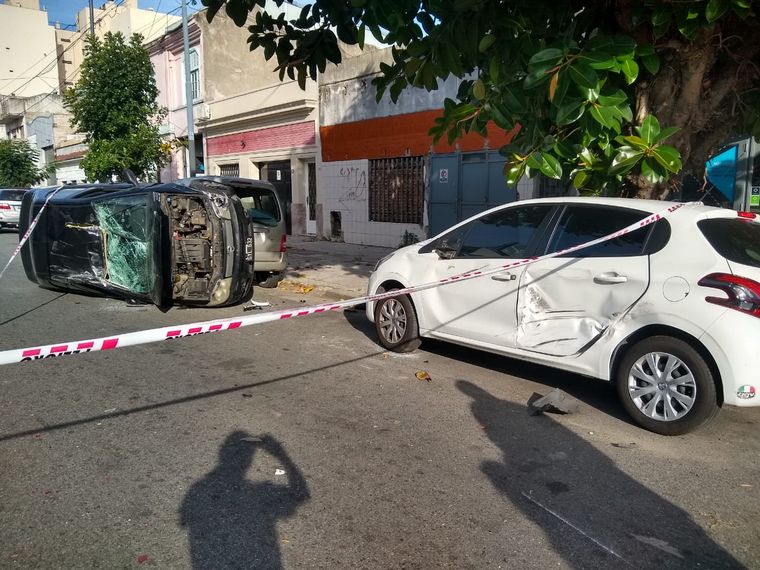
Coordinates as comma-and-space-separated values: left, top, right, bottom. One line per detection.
308, 162, 317, 221
219, 163, 239, 177
369, 156, 424, 224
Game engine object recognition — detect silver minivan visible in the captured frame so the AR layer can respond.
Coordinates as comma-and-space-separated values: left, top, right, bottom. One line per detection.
178, 177, 287, 288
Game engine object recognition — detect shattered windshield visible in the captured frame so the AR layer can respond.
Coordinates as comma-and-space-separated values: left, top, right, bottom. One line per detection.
93, 195, 156, 294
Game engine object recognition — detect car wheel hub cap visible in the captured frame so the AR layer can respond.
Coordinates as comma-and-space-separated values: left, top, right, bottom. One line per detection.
378, 299, 407, 344
627, 352, 697, 422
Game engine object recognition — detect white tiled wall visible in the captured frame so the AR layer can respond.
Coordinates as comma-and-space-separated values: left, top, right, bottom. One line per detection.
318, 158, 426, 247
318, 158, 539, 248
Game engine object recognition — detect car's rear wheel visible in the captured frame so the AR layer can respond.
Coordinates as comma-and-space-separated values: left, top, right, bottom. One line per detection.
257, 272, 281, 288
616, 336, 720, 435
374, 291, 421, 353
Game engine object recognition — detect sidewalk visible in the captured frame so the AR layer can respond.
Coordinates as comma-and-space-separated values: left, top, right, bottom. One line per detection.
279, 235, 395, 300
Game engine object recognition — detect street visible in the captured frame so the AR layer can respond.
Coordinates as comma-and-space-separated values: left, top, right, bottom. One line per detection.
1, 229, 759, 569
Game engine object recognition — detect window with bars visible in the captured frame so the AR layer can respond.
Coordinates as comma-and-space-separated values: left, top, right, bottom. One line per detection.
219, 163, 239, 177
368, 156, 424, 224
189, 49, 201, 101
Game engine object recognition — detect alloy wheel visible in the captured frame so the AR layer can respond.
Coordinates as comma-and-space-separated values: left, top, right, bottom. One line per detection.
627, 352, 697, 422
377, 299, 407, 344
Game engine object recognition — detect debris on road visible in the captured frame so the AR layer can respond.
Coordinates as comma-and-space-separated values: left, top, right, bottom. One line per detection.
527, 389, 579, 415
275, 469, 285, 476
137, 553, 150, 564
243, 299, 272, 312
415, 370, 432, 382
611, 442, 638, 449
279, 280, 315, 294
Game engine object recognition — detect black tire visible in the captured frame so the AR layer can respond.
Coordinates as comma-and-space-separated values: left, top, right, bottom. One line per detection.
373, 291, 421, 353
616, 335, 720, 435
257, 272, 281, 289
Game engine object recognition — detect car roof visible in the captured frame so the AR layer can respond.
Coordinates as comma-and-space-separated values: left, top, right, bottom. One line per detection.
499, 196, 738, 221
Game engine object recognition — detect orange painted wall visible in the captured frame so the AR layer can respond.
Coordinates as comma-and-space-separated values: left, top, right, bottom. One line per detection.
320, 109, 518, 162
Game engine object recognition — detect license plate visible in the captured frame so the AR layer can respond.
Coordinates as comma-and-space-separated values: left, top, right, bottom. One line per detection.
245, 236, 253, 262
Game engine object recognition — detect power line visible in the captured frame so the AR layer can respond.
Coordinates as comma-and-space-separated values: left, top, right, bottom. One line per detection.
22, 4, 184, 115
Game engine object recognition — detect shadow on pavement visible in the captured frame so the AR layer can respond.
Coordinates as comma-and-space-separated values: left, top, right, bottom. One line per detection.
457, 380, 744, 569
341, 309, 632, 425
180, 431, 309, 570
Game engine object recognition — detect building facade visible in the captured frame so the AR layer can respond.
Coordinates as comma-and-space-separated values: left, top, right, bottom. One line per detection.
317, 48, 537, 247
148, 3, 327, 235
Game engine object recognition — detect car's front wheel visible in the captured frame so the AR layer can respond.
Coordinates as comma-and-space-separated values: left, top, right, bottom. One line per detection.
374, 291, 421, 353
616, 336, 720, 435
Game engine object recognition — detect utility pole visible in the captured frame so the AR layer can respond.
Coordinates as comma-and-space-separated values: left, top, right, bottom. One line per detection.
181, 0, 196, 178
88, 0, 95, 35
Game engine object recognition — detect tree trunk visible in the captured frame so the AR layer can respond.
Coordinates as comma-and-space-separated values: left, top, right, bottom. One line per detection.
618, 12, 760, 199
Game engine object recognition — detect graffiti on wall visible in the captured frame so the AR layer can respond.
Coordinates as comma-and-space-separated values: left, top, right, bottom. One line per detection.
338, 166, 367, 206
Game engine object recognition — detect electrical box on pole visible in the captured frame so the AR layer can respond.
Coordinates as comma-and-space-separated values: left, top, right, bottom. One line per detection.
705, 136, 760, 214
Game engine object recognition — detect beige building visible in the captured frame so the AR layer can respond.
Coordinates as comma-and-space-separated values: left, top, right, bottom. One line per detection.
54, 0, 181, 92
148, 3, 343, 234
0, 0, 58, 98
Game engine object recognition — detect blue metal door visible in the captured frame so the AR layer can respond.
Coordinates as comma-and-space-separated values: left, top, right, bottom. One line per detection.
429, 151, 516, 237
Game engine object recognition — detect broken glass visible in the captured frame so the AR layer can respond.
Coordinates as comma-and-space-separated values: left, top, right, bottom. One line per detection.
92, 195, 155, 294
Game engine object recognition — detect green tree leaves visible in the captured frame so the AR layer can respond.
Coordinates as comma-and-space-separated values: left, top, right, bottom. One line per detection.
202, 0, 756, 197
63, 32, 168, 181
0, 139, 52, 187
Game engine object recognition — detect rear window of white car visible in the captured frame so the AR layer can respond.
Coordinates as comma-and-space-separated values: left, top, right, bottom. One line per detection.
698, 218, 760, 268
548, 205, 657, 257
0, 189, 26, 201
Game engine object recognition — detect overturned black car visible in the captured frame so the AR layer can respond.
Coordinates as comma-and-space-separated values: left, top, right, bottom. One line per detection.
20, 182, 255, 308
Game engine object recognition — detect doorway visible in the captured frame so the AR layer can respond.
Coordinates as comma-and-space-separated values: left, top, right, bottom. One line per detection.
265, 160, 293, 234
306, 162, 317, 234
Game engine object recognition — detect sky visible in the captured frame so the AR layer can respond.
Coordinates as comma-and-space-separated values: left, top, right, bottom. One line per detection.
41, 0, 199, 28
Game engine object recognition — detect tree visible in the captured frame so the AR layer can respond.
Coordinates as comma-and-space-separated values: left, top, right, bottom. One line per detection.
201, 0, 760, 198
0, 139, 52, 187
64, 32, 169, 182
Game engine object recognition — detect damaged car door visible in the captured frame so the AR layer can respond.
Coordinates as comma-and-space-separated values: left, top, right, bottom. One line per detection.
516, 204, 654, 356
417, 204, 555, 346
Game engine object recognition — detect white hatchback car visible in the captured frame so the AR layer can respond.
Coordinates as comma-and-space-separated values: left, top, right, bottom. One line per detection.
367, 198, 760, 435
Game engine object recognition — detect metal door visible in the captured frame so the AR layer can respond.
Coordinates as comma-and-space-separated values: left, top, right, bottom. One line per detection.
429, 151, 516, 237
306, 162, 317, 234
266, 160, 293, 234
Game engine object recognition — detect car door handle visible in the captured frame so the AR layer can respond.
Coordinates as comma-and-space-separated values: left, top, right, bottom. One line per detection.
594, 272, 628, 284
491, 272, 517, 282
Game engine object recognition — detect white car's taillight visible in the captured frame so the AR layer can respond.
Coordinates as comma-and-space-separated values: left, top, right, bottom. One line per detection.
698, 273, 760, 318
0, 204, 10, 210
279, 234, 287, 253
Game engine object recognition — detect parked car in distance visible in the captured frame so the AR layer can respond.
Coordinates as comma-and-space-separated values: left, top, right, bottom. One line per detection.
0, 188, 27, 230
179, 177, 287, 288
20, 182, 255, 308
367, 197, 760, 435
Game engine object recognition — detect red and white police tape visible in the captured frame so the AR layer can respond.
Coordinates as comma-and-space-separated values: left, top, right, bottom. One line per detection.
0, 185, 63, 282
0, 201, 689, 366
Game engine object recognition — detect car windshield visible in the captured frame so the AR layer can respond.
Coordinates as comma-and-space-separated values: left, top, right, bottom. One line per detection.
698, 218, 760, 268
0, 189, 26, 201
93, 194, 157, 294
236, 187, 281, 227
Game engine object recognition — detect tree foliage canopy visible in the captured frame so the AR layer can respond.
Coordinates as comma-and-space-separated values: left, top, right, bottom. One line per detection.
0, 139, 51, 187
64, 32, 168, 181
202, 0, 760, 197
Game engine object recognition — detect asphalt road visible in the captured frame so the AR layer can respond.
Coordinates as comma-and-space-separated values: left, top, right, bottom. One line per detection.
0, 230, 758, 569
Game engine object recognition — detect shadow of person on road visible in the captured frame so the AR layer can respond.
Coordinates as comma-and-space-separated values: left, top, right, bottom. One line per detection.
180, 431, 310, 569
457, 380, 744, 569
